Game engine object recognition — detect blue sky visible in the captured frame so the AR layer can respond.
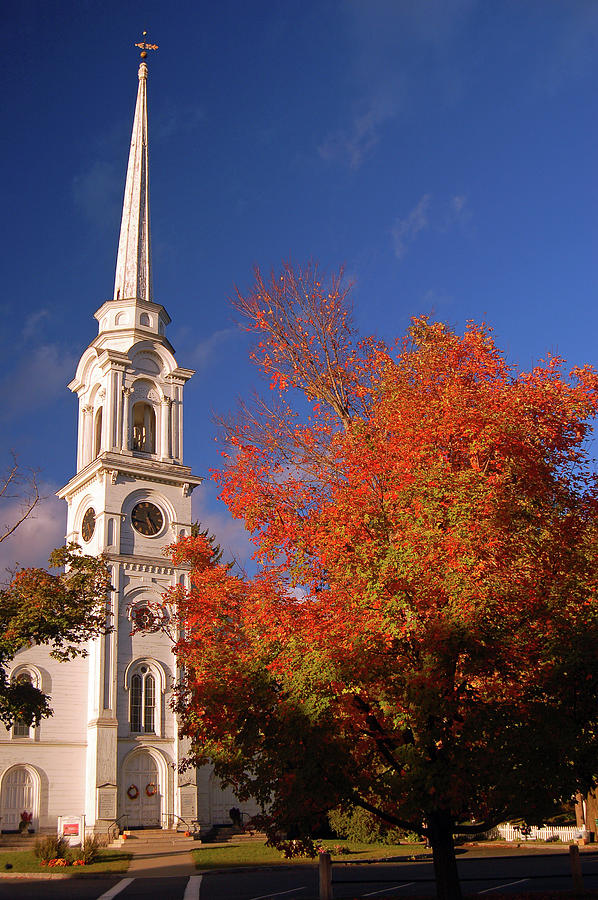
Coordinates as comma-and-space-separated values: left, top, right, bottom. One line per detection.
1, 0, 597, 571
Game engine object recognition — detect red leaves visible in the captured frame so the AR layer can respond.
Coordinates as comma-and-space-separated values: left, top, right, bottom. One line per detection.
172, 268, 598, 846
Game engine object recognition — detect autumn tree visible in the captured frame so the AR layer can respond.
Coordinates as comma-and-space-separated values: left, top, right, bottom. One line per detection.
168, 263, 598, 900
0, 545, 111, 727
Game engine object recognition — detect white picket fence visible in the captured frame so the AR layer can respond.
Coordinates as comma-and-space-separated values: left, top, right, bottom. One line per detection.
498, 823, 581, 843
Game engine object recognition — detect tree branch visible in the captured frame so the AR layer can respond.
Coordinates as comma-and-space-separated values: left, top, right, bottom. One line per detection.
0, 454, 41, 544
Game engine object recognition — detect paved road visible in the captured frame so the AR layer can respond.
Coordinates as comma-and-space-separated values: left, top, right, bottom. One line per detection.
2, 850, 598, 899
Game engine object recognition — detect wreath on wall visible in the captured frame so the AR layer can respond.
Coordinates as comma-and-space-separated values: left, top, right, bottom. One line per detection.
127, 784, 139, 800
145, 782, 157, 797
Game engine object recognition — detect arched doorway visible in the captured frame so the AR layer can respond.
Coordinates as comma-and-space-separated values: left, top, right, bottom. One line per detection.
122, 750, 161, 828
1, 766, 37, 831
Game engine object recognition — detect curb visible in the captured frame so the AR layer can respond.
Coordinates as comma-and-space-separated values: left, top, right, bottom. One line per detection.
0, 872, 124, 880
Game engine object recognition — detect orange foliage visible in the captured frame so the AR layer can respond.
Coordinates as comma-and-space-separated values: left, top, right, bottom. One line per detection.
168, 264, 598, 900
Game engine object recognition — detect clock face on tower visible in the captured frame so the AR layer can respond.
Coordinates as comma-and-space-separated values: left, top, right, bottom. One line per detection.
131, 501, 164, 536
81, 507, 96, 542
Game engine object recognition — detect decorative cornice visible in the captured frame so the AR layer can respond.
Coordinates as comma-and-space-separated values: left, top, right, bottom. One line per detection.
57, 453, 202, 500
122, 561, 174, 575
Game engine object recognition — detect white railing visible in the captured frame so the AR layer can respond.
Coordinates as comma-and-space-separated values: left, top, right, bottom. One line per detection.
498, 824, 581, 842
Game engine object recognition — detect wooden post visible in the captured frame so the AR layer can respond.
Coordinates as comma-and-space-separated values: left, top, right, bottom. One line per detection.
319, 851, 333, 900
569, 843, 584, 894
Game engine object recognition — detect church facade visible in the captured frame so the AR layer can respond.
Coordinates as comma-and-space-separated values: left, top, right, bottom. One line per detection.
0, 56, 251, 835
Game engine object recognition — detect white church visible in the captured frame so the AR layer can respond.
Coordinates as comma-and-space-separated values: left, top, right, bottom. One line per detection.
0, 51, 254, 835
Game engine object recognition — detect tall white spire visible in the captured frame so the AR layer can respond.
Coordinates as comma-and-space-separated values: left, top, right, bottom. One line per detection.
113, 60, 152, 303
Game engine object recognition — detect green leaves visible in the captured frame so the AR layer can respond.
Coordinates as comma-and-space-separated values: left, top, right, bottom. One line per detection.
0, 544, 111, 725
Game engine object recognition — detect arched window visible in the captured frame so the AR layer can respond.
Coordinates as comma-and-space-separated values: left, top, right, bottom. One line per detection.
0, 766, 38, 831
93, 407, 103, 459
132, 402, 156, 453
130, 666, 156, 733
140, 313, 151, 327
12, 672, 34, 739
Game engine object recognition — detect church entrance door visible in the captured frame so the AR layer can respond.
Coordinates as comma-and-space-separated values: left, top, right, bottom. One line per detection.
210, 775, 240, 825
122, 751, 161, 828
1, 766, 35, 831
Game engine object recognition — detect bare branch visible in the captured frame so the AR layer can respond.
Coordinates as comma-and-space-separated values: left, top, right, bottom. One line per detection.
231, 261, 363, 427
0, 453, 42, 544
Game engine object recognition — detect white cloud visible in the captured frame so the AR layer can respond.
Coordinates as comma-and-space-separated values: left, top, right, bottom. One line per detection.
0, 490, 66, 581
155, 104, 206, 142
451, 194, 467, 216
191, 480, 254, 571
0, 344, 76, 420
318, 93, 400, 170
441, 193, 472, 231
391, 193, 471, 259
22, 309, 50, 342
532, 3, 598, 96
189, 326, 242, 370
391, 194, 432, 259
72, 160, 121, 231
342, 0, 478, 60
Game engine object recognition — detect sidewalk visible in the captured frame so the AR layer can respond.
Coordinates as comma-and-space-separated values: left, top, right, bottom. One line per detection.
121, 832, 198, 877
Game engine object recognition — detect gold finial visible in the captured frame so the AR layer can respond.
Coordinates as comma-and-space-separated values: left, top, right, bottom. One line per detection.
135, 30, 158, 60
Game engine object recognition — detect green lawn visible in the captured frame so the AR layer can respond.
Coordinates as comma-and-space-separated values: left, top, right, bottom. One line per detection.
0, 849, 131, 875
192, 839, 428, 870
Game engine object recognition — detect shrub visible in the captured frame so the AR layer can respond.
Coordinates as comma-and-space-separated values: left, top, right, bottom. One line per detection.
34, 835, 69, 862
71, 835, 101, 865
277, 839, 317, 858
328, 807, 413, 845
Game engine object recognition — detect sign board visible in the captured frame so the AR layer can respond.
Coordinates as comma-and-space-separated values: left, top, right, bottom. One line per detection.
57, 815, 85, 847
179, 785, 196, 821
97, 786, 117, 821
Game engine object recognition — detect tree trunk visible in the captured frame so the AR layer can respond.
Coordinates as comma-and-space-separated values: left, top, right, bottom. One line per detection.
428, 812, 462, 900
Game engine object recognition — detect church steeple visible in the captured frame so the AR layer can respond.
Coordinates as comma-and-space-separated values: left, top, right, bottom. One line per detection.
113, 59, 152, 303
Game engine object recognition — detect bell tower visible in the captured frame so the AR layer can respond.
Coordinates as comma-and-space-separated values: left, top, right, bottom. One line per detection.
57, 46, 202, 832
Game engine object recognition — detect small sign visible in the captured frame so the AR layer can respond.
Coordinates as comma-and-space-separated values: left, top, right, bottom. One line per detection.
57, 815, 85, 847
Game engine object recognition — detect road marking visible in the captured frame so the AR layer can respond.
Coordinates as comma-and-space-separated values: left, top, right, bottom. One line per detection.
363, 883, 415, 897
97, 878, 135, 900
184, 875, 203, 900
478, 878, 529, 894
249, 888, 307, 900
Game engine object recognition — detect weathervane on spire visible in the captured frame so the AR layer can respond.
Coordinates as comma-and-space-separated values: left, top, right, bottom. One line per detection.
135, 31, 158, 59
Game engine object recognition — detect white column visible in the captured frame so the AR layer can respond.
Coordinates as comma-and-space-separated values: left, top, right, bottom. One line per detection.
83, 405, 93, 467
177, 386, 184, 462
103, 567, 117, 711
77, 399, 85, 470
144, 404, 153, 452
161, 397, 171, 459
103, 376, 114, 451
122, 387, 132, 450
170, 394, 178, 460
113, 370, 123, 450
